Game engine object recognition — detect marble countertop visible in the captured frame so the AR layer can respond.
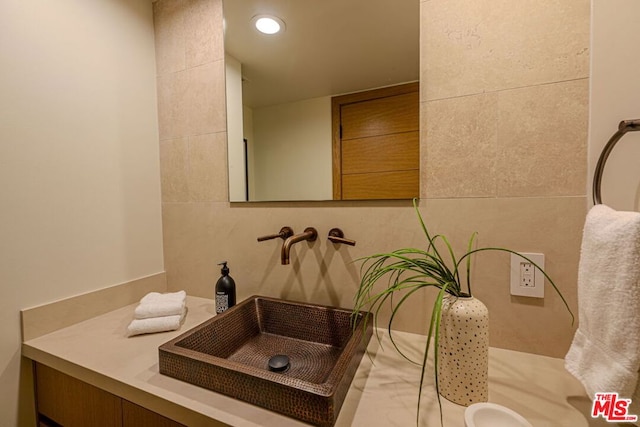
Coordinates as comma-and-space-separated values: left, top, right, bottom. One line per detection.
22, 296, 595, 426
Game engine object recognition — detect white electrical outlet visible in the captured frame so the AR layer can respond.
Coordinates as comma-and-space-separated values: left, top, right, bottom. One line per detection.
520, 262, 534, 287
510, 253, 544, 298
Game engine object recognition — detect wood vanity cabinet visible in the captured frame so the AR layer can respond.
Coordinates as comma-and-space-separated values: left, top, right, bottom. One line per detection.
122, 401, 186, 427
34, 363, 185, 427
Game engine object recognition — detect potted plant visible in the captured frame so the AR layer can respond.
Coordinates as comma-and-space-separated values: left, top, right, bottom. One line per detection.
352, 199, 573, 425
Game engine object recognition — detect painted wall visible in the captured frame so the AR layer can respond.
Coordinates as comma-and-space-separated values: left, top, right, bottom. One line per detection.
252, 96, 333, 201
226, 54, 246, 202
156, 0, 589, 360
243, 105, 256, 200
0, 0, 164, 425
589, 0, 640, 212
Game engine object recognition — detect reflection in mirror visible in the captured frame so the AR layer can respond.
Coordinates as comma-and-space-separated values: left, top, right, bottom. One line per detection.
224, 0, 419, 202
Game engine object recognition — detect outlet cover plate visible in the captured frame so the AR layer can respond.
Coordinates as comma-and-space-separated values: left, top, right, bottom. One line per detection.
510, 252, 544, 298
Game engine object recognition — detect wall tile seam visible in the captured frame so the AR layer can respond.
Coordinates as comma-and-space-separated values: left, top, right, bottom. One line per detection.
494, 191, 589, 200
422, 195, 587, 201
158, 130, 227, 141
160, 196, 586, 206
422, 188, 588, 201
421, 77, 590, 104
158, 130, 227, 143
161, 201, 230, 208
161, 197, 229, 204
155, 56, 224, 79
154, 54, 226, 77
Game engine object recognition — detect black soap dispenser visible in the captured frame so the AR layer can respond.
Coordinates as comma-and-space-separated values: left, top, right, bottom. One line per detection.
215, 261, 236, 314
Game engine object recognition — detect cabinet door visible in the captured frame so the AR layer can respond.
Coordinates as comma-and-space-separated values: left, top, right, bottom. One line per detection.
122, 400, 185, 427
35, 363, 122, 427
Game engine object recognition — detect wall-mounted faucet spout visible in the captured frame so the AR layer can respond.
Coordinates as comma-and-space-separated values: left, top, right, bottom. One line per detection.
281, 227, 317, 265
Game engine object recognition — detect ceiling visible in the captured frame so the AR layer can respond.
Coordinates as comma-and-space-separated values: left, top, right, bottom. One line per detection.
223, 0, 420, 108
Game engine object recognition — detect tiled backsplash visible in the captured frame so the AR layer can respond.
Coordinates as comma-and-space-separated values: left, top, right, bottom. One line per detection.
154, 0, 589, 358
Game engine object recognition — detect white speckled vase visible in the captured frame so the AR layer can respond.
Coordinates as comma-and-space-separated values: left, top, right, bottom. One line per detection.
437, 295, 489, 406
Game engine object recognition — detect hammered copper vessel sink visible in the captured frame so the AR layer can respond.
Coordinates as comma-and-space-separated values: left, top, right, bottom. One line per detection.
159, 295, 372, 426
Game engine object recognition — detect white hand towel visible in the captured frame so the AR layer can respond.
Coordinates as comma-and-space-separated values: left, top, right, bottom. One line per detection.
134, 290, 186, 319
140, 290, 186, 304
127, 308, 186, 337
565, 204, 640, 399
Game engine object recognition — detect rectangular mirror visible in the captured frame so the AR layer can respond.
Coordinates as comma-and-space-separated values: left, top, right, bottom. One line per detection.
224, 0, 419, 202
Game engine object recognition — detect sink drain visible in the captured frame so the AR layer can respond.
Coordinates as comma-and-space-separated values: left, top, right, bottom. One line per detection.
268, 354, 290, 372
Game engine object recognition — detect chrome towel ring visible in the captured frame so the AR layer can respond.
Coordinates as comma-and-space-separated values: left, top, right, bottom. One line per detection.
592, 119, 640, 205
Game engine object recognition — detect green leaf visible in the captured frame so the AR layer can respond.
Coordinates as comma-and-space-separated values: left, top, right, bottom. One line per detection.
351, 197, 574, 427
417, 284, 447, 427
456, 247, 575, 325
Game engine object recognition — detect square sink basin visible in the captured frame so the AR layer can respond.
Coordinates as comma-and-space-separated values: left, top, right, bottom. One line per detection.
159, 295, 372, 426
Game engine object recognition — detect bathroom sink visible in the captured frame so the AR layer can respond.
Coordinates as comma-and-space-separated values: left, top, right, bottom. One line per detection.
159, 295, 372, 426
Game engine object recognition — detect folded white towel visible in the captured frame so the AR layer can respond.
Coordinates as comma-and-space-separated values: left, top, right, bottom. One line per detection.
140, 290, 186, 304
565, 204, 640, 398
127, 308, 186, 337
134, 290, 186, 319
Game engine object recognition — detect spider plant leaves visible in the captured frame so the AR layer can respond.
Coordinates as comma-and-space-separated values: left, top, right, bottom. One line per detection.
418, 284, 447, 427
356, 251, 464, 297
387, 281, 448, 365
465, 232, 478, 296
351, 198, 574, 426
456, 247, 575, 325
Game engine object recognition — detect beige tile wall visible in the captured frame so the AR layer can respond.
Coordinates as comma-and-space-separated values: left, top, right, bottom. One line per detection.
154, 0, 590, 358
155, 0, 227, 204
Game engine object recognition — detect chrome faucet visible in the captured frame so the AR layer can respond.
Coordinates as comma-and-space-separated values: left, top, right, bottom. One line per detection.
281, 227, 317, 265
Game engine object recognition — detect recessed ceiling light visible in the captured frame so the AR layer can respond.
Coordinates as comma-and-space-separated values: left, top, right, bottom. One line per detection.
251, 15, 285, 35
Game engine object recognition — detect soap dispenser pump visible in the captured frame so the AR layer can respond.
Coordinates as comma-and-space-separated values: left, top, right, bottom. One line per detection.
215, 261, 236, 314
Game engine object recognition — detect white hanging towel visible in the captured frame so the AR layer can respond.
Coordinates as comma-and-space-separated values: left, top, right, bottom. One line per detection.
565, 204, 640, 399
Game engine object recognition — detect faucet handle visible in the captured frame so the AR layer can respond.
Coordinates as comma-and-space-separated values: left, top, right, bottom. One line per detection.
327, 228, 356, 246
257, 226, 294, 242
